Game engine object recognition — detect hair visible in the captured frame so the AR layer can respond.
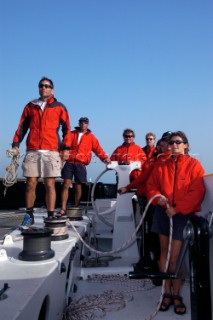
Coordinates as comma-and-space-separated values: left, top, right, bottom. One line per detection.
145, 132, 156, 139
123, 128, 135, 137
38, 77, 54, 88
156, 139, 162, 147
169, 131, 190, 154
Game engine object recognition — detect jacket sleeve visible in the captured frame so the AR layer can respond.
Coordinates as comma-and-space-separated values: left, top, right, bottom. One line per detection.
145, 166, 162, 205
110, 147, 120, 161
174, 162, 206, 214
12, 105, 31, 148
138, 147, 147, 164
60, 106, 71, 150
91, 135, 108, 161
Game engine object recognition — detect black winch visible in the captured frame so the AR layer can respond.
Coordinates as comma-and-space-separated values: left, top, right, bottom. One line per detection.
44, 217, 69, 241
66, 206, 84, 221
19, 227, 55, 261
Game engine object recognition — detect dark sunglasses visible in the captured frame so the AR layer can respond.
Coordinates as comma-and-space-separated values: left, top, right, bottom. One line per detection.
124, 135, 134, 138
146, 138, 154, 140
79, 120, 89, 124
39, 84, 53, 89
169, 140, 184, 145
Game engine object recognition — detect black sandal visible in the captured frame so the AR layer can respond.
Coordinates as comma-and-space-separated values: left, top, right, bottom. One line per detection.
55, 209, 67, 217
159, 293, 173, 311
173, 295, 186, 315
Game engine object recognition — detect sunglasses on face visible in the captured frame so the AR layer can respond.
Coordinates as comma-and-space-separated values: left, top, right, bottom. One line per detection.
79, 121, 89, 124
146, 138, 154, 141
39, 84, 53, 89
124, 135, 134, 138
169, 140, 184, 145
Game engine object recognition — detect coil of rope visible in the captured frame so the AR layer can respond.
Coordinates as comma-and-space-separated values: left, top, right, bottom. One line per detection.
3, 148, 20, 196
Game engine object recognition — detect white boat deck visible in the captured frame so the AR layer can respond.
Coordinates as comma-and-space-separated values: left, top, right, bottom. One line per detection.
0, 207, 212, 320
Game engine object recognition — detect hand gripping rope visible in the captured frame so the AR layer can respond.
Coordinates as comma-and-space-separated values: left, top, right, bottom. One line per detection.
3, 149, 20, 196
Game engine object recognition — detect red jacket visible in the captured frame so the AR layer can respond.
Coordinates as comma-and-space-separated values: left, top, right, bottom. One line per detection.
67, 128, 108, 165
142, 145, 158, 159
146, 154, 206, 214
12, 96, 71, 151
125, 151, 172, 196
110, 142, 147, 179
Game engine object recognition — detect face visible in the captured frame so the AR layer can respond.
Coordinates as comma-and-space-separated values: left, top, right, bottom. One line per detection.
79, 121, 89, 132
123, 132, 134, 144
146, 135, 155, 147
39, 80, 54, 101
168, 136, 187, 154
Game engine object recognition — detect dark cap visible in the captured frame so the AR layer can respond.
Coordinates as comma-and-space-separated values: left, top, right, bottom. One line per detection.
161, 131, 172, 140
79, 117, 89, 123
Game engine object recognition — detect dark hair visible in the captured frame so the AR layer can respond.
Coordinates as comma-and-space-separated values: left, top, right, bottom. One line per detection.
169, 131, 190, 154
161, 131, 172, 142
38, 77, 54, 88
123, 128, 135, 137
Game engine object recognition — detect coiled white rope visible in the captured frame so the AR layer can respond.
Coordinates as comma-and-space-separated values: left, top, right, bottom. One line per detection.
3, 149, 20, 196
63, 275, 156, 320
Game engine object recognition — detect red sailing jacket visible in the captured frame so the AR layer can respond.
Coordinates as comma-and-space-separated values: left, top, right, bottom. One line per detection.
146, 154, 206, 214
67, 128, 108, 165
142, 145, 158, 159
12, 96, 71, 151
110, 142, 147, 179
124, 151, 172, 196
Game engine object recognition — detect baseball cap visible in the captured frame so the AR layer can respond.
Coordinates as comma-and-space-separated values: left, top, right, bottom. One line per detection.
161, 131, 172, 140
79, 117, 89, 123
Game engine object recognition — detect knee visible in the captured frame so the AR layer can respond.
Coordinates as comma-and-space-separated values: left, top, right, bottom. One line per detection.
62, 180, 71, 191
26, 179, 37, 191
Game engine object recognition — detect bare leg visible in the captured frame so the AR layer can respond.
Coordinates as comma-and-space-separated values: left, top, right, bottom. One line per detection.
25, 177, 38, 208
159, 234, 173, 295
61, 179, 72, 211
75, 182, 82, 206
169, 239, 185, 314
44, 177, 56, 211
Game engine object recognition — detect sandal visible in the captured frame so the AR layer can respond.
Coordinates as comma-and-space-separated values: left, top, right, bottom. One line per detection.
173, 295, 186, 315
159, 293, 173, 311
55, 209, 67, 217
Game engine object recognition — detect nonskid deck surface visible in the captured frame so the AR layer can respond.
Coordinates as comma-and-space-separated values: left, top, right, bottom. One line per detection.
66, 274, 191, 320
0, 210, 24, 239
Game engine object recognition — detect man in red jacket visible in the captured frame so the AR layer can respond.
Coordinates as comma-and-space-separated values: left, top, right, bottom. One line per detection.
12, 77, 71, 225
57, 117, 111, 216
110, 128, 147, 181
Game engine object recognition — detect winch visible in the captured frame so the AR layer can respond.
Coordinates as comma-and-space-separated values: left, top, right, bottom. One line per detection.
19, 227, 55, 261
44, 217, 69, 241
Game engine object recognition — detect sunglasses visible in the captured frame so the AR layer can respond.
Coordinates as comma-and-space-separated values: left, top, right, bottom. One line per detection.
39, 84, 53, 89
146, 138, 154, 140
79, 121, 88, 124
169, 140, 184, 145
124, 135, 134, 138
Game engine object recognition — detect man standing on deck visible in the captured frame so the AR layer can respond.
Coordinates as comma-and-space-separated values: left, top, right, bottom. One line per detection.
12, 77, 71, 226
56, 117, 111, 216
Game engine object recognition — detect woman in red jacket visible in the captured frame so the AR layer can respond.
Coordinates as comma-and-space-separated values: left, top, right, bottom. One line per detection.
146, 131, 205, 315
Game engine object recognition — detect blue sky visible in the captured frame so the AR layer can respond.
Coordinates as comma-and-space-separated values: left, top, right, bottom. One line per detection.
0, 0, 212, 183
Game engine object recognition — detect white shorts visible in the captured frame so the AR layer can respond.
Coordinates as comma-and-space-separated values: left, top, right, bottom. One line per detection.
22, 151, 62, 178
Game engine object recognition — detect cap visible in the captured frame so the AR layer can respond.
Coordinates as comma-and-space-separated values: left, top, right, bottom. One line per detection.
79, 117, 89, 123
161, 131, 172, 140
